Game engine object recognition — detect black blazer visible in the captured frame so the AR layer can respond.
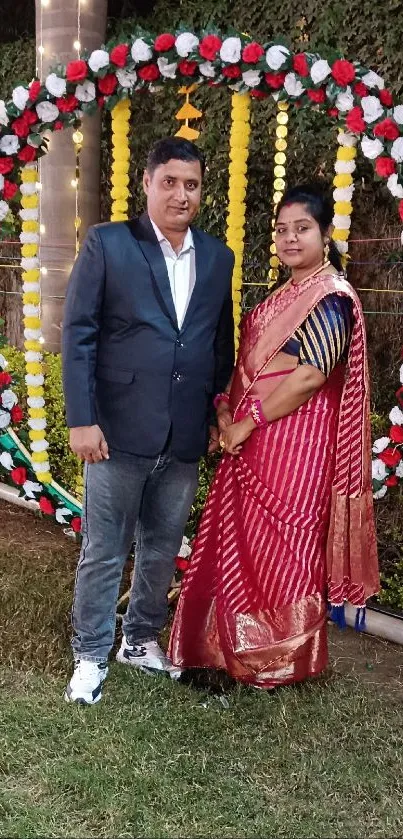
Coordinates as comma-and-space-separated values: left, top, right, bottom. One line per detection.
62, 213, 235, 460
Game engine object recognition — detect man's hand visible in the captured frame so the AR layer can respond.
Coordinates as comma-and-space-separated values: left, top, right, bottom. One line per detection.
208, 425, 220, 454
216, 402, 233, 434
219, 416, 255, 456
69, 425, 109, 464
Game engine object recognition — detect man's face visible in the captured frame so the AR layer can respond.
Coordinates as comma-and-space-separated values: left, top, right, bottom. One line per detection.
143, 158, 202, 231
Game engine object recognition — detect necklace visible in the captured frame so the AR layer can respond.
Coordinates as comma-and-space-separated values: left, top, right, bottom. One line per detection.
291, 259, 331, 286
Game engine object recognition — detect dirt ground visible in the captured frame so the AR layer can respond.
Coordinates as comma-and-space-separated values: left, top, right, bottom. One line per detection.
0, 499, 402, 695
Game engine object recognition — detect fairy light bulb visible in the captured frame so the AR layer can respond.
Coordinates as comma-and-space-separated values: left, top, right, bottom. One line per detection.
38, 46, 45, 55
72, 130, 83, 145
39, 336, 45, 344
71, 178, 77, 188
73, 40, 81, 51
40, 266, 48, 276
40, 224, 45, 234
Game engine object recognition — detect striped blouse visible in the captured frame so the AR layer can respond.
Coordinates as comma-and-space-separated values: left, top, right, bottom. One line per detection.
282, 293, 353, 377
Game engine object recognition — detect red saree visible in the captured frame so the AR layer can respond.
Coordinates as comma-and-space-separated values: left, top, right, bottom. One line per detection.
169, 273, 379, 688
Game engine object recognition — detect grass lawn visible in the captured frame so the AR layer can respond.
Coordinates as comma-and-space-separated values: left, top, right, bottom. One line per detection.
0, 501, 403, 838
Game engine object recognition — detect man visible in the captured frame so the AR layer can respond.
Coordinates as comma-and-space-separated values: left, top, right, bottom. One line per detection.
62, 137, 235, 704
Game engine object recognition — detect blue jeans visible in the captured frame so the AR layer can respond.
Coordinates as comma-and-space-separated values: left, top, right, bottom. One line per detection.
71, 447, 199, 662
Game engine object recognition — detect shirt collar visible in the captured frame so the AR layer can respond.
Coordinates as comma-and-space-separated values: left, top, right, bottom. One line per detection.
149, 217, 194, 253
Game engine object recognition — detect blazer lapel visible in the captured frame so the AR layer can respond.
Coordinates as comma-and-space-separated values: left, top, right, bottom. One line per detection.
180, 227, 212, 334
126, 213, 178, 330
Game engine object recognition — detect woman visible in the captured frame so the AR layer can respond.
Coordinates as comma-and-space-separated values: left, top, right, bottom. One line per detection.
169, 184, 379, 689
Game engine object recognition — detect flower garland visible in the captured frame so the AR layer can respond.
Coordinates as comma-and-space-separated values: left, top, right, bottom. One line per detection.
110, 98, 131, 221
268, 101, 289, 288
372, 358, 403, 499
331, 131, 357, 265
225, 92, 251, 348
1, 34, 403, 237
20, 162, 51, 484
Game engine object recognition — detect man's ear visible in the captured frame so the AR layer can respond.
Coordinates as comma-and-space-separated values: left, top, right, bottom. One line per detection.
143, 169, 150, 195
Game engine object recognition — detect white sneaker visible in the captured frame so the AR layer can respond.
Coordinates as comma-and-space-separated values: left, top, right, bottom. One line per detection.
64, 659, 108, 705
116, 636, 182, 680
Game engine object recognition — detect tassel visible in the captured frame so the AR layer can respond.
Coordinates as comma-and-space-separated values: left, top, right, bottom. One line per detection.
329, 603, 346, 629
354, 606, 366, 632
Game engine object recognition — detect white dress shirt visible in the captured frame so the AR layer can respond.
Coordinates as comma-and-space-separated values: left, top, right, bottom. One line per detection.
150, 218, 196, 329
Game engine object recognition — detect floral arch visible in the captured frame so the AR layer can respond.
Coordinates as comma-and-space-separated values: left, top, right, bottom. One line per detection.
1, 27, 403, 530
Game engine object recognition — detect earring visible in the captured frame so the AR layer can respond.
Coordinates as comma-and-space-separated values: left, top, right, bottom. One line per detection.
323, 240, 330, 263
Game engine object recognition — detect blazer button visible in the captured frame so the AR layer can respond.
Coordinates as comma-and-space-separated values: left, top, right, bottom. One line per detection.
173, 371, 181, 381
176, 339, 184, 347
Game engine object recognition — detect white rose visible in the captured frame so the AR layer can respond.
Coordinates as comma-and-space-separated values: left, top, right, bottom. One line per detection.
0, 134, 19, 155
373, 485, 388, 500
335, 87, 354, 112
332, 214, 352, 229
1, 389, 17, 410
75, 81, 96, 103
12, 85, 29, 111
116, 68, 137, 88
387, 173, 403, 198
157, 57, 177, 79
390, 405, 403, 425
175, 32, 199, 58
361, 70, 384, 90
361, 136, 383, 159
310, 59, 331, 85
372, 437, 391, 454
0, 200, 9, 221
88, 49, 110, 73
199, 61, 216, 78
45, 73, 66, 98
36, 101, 59, 122
0, 409, 10, 430
396, 462, 403, 478
372, 458, 387, 482
220, 37, 242, 64
0, 100, 9, 126
0, 353, 7, 369
333, 186, 354, 202
0, 451, 13, 469
266, 44, 289, 71
22, 480, 42, 498
228, 81, 243, 92
131, 38, 153, 63
284, 72, 304, 97
391, 137, 403, 163
393, 105, 403, 125
337, 131, 357, 147
361, 95, 384, 123
242, 69, 261, 88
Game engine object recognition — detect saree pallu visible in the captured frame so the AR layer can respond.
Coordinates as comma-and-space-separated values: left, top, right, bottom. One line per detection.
169, 274, 379, 688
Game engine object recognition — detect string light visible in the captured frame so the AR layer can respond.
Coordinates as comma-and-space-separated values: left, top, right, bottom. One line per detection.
40, 266, 48, 276
39, 336, 45, 344
40, 224, 45, 234
73, 40, 81, 51
70, 178, 77, 188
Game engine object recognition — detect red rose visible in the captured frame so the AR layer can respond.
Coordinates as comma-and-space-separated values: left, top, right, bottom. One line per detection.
379, 88, 393, 107
346, 106, 365, 133
12, 115, 30, 138
307, 88, 326, 103
199, 34, 222, 61
138, 64, 160, 82
223, 65, 242, 79
0, 372, 11, 385
25, 110, 37, 126
175, 556, 190, 572
265, 71, 286, 89
110, 44, 129, 66
373, 118, 400, 140
39, 495, 55, 515
2, 180, 18, 200
250, 89, 268, 99
389, 425, 403, 444
154, 33, 176, 52
98, 74, 118, 95
399, 200, 403, 222
327, 107, 339, 118
56, 94, 79, 113
332, 59, 356, 86
97, 96, 106, 108
29, 80, 41, 102
386, 474, 399, 487
11, 466, 27, 486
379, 448, 401, 468
0, 158, 14, 175
375, 156, 396, 177
66, 60, 88, 82
353, 82, 368, 98
54, 121, 63, 130
71, 516, 82, 533
293, 53, 309, 77
397, 385, 403, 406
178, 60, 197, 76
18, 145, 37, 162
10, 404, 23, 423
242, 42, 264, 64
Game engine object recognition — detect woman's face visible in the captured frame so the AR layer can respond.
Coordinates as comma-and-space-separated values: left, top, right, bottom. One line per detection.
275, 202, 327, 271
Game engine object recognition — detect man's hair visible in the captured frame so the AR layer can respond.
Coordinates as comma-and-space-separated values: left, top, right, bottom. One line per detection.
146, 137, 206, 177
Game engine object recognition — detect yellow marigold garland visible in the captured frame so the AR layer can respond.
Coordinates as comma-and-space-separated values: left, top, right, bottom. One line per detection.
111, 98, 131, 222
19, 162, 51, 484
226, 92, 251, 349
268, 101, 289, 289
332, 131, 357, 268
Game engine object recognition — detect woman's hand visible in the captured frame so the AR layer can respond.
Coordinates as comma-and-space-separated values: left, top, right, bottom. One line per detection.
219, 416, 256, 456
216, 402, 233, 434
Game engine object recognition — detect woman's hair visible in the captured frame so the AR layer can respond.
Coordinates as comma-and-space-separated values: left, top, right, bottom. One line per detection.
275, 184, 344, 272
